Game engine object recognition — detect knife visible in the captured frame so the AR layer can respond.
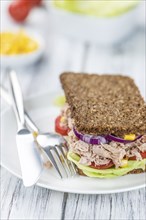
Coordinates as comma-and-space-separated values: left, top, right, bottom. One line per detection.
1, 83, 52, 170
8, 70, 43, 187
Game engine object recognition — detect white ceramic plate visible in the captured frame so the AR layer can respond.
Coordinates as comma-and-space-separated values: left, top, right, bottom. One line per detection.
1, 91, 146, 194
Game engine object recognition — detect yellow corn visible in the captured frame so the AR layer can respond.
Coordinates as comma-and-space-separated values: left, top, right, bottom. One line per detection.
124, 134, 136, 141
60, 116, 66, 123
33, 131, 38, 138
120, 160, 128, 168
0, 30, 38, 55
53, 96, 66, 107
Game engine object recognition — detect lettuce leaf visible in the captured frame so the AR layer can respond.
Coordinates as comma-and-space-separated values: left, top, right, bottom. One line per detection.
53, 0, 140, 17
68, 152, 146, 178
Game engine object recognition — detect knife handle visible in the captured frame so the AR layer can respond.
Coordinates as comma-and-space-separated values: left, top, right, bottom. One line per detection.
9, 70, 25, 129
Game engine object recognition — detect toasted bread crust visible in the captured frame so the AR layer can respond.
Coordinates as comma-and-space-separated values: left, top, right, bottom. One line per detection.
60, 72, 146, 137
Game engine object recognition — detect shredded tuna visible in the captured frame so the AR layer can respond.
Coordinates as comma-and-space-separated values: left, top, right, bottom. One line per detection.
138, 143, 146, 152
94, 157, 111, 166
79, 157, 92, 166
62, 104, 146, 168
141, 135, 146, 143
127, 148, 142, 160
61, 103, 71, 117
60, 103, 72, 127
67, 131, 146, 168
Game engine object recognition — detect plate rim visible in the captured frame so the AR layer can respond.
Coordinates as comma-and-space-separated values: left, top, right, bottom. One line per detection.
1, 161, 145, 194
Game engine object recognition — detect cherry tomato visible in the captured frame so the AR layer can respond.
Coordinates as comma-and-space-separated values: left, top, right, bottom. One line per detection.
90, 161, 114, 170
22, 0, 42, 7
55, 116, 69, 136
8, 1, 31, 22
32, 0, 42, 6
129, 151, 146, 160
8, 0, 42, 22
141, 151, 146, 159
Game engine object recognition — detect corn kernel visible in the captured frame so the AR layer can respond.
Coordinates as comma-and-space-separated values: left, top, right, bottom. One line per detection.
124, 134, 136, 141
60, 116, 66, 123
0, 30, 38, 55
120, 160, 128, 168
33, 131, 38, 138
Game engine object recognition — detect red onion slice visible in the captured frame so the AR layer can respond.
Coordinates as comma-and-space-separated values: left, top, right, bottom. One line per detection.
73, 128, 142, 145
105, 134, 142, 144
73, 128, 107, 145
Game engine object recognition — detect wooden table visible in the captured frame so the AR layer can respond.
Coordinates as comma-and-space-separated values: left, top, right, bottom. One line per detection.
1, 2, 146, 219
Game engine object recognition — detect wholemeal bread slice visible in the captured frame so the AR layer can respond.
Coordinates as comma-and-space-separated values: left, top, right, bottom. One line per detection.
60, 72, 146, 137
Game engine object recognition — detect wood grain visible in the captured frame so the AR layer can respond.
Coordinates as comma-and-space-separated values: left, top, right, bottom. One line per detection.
1, 168, 146, 220
1, 1, 146, 220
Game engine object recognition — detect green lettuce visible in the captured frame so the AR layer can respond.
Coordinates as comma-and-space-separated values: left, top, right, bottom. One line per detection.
53, 95, 66, 107
67, 152, 146, 178
53, 0, 140, 17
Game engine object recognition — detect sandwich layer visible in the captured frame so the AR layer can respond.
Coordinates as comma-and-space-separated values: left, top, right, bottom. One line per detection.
61, 102, 146, 176
77, 167, 146, 176
67, 152, 146, 178
60, 73, 146, 137
67, 129, 146, 168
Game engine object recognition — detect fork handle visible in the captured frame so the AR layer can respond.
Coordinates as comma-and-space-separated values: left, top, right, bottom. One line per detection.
1, 84, 39, 132
9, 70, 25, 129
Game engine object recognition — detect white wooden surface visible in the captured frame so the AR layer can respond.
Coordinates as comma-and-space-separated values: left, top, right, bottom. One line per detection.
1, 1, 146, 220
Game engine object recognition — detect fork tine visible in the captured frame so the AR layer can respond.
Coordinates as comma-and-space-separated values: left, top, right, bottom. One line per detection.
60, 144, 77, 175
55, 145, 72, 176
45, 148, 63, 179
70, 161, 77, 175
52, 146, 68, 177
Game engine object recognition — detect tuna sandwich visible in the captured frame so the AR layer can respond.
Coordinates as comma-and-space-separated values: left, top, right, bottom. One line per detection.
55, 72, 146, 178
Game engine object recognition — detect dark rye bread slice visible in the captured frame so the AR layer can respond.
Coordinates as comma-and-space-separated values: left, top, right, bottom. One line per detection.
60, 72, 146, 137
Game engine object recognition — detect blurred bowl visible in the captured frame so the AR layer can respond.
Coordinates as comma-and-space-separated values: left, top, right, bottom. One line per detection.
46, 2, 141, 44
1, 30, 45, 68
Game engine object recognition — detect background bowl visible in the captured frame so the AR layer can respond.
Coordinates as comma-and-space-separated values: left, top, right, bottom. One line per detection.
1, 30, 45, 68
46, 2, 141, 44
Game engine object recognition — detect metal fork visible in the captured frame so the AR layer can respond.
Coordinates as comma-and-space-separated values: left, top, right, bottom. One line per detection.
1, 83, 77, 179
38, 143, 77, 178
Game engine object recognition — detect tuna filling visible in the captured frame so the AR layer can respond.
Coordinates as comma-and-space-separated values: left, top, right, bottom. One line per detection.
61, 104, 146, 168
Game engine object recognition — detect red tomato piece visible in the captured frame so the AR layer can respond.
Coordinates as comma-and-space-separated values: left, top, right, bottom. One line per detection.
32, 0, 42, 6
21, 0, 42, 7
129, 156, 136, 160
129, 151, 146, 160
141, 151, 146, 159
55, 116, 69, 136
8, 0, 42, 22
8, 1, 31, 22
90, 161, 114, 170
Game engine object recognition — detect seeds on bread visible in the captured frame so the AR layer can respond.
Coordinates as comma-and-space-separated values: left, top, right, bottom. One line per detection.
60, 72, 146, 137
